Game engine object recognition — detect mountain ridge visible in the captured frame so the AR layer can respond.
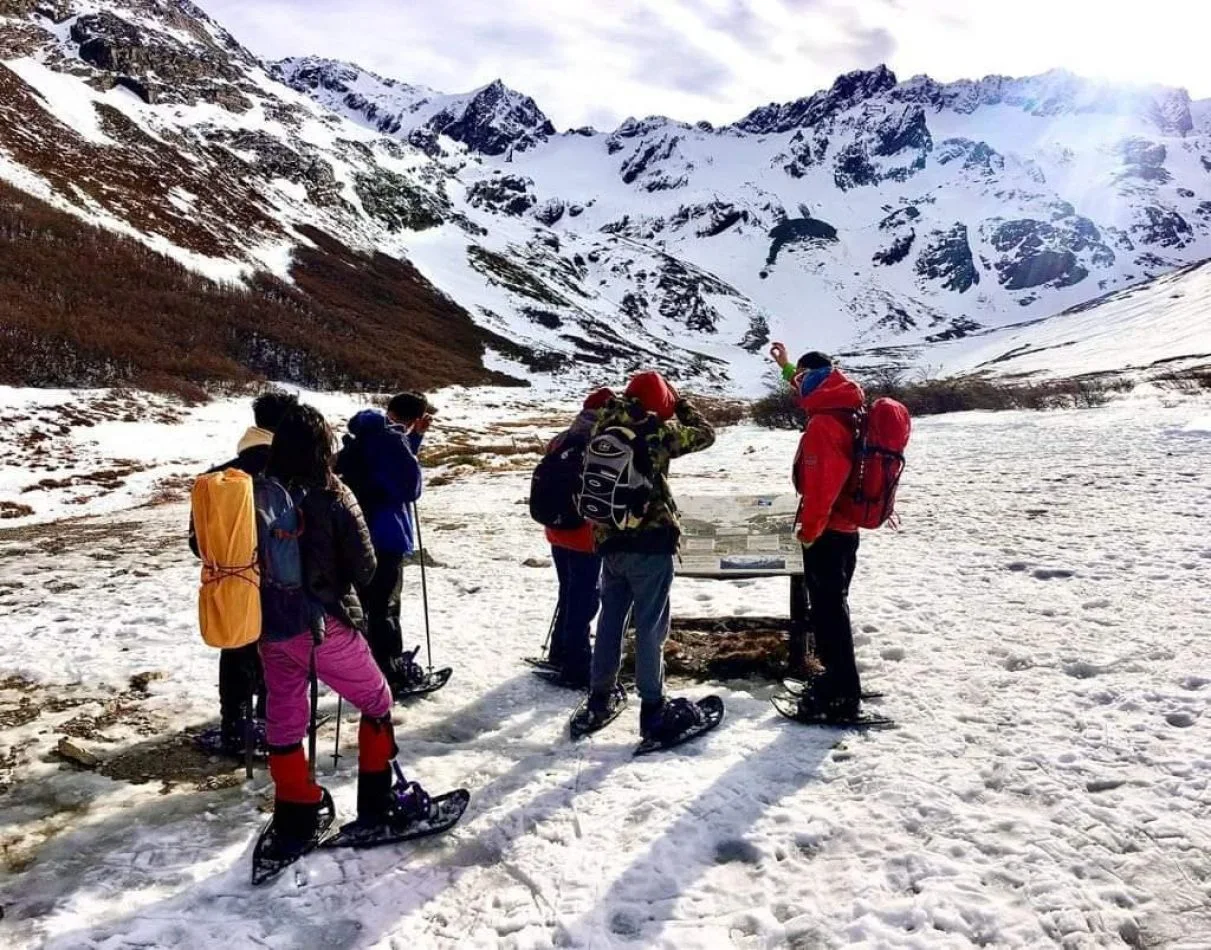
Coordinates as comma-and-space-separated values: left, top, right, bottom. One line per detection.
1, 0, 1210, 395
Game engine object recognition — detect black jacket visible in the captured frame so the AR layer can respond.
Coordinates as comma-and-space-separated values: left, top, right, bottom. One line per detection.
297, 481, 377, 632
188, 444, 272, 558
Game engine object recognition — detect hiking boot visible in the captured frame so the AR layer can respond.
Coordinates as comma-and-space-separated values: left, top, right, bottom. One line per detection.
584, 684, 626, 725
642, 697, 704, 742
272, 794, 329, 848
639, 698, 665, 739
796, 680, 860, 723
219, 718, 266, 757
387, 648, 426, 691
357, 763, 430, 829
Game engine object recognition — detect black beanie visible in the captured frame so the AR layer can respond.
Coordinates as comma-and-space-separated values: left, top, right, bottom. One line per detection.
796, 351, 834, 371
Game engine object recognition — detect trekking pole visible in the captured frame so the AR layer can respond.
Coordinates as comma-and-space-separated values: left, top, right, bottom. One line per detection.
541, 603, 558, 656
331, 697, 343, 772
307, 641, 319, 783
244, 692, 254, 781
412, 502, 434, 673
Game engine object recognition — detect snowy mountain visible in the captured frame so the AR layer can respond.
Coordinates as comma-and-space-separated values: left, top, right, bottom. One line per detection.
2, 0, 1210, 394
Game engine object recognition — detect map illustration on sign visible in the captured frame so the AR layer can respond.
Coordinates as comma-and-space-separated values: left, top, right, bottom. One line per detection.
676, 494, 801, 577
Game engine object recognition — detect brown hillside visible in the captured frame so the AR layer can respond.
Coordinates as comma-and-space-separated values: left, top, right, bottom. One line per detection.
0, 181, 524, 395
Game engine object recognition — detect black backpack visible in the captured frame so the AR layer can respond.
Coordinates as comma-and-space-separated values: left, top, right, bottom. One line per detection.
335, 434, 377, 511
577, 424, 656, 530
529, 432, 588, 529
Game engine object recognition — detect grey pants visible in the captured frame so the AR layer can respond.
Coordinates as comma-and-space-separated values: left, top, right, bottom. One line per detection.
590, 551, 674, 705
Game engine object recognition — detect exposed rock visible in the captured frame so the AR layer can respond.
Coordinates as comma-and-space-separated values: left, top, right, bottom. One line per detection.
873, 230, 915, 266
986, 217, 1111, 290
916, 224, 979, 293
1132, 206, 1192, 248
429, 80, 555, 156
833, 106, 931, 190
533, 198, 565, 226
879, 206, 920, 230
56, 737, 100, 769
766, 217, 838, 266
466, 174, 536, 217
936, 138, 1004, 177
619, 134, 682, 186
736, 65, 897, 134
1118, 138, 1171, 183
669, 200, 752, 237
355, 169, 444, 232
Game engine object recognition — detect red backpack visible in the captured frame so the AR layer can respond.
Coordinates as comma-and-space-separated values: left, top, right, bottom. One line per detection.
834, 398, 911, 529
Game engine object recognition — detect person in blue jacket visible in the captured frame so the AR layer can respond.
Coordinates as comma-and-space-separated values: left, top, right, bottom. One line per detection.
336, 392, 435, 692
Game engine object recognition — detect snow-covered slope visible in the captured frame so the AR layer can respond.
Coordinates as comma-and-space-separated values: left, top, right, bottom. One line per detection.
2, 0, 1211, 392
892, 258, 1211, 381
1, 387, 1209, 947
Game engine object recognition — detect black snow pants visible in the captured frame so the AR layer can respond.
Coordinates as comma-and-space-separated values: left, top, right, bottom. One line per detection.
801, 530, 861, 703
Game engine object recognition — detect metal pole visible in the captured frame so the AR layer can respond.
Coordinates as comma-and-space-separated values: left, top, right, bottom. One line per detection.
412, 502, 434, 672
331, 697, 343, 772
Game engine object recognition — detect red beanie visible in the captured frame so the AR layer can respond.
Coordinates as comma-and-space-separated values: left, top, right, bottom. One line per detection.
582, 387, 615, 412
625, 372, 677, 421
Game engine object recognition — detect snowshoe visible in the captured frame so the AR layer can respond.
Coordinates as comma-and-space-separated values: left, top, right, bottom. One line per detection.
771, 693, 894, 728
392, 666, 452, 700
782, 678, 884, 702
523, 656, 560, 672
569, 684, 628, 739
635, 696, 724, 756
250, 789, 336, 886
388, 647, 452, 700
532, 667, 591, 691
324, 764, 469, 850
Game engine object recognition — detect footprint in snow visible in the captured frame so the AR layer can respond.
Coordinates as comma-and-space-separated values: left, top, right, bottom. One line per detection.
1180, 676, 1209, 690
880, 646, 906, 662
1033, 568, 1075, 581
1165, 711, 1198, 728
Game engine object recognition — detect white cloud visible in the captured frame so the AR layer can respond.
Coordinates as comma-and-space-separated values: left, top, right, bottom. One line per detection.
200, 0, 1211, 129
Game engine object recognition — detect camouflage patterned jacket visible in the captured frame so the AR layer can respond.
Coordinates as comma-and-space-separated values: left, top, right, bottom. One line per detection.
591, 396, 716, 555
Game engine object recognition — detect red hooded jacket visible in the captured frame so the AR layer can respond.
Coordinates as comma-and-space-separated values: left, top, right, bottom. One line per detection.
792, 369, 864, 544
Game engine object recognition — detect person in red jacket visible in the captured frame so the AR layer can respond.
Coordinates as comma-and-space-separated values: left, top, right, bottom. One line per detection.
770, 342, 865, 722
543, 388, 614, 687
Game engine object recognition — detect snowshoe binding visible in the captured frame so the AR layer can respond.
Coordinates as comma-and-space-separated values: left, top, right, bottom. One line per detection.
771, 693, 894, 728
389, 646, 452, 700
250, 789, 337, 886
635, 696, 724, 756
782, 677, 884, 702
569, 684, 627, 739
324, 763, 469, 850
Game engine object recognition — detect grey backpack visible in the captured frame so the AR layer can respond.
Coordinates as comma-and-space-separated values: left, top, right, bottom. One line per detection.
577, 426, 655, 530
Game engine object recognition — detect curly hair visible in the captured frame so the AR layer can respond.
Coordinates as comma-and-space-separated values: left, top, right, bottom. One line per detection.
252, 389, 299, 432
266, 403, 335, 489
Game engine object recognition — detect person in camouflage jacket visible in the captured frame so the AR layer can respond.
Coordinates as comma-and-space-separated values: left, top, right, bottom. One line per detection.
584, 372, 719, 743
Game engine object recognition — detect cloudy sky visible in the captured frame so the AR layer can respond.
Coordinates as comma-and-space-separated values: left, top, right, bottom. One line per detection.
203, 0, 1211, 129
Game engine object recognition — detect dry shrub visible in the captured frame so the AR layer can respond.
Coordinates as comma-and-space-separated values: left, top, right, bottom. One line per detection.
681, 393, 748, 427
0, 181, 524, 396
751, 368, 1131, 429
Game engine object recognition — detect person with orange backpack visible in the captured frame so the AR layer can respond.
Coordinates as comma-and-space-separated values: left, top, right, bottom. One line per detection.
188, 390, 297, 757
768, 343, 910, 726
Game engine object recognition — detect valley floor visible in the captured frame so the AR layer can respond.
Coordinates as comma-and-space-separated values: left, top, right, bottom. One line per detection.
1, 389, 1209, 949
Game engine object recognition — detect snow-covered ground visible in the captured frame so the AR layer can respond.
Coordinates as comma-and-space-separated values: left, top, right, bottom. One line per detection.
2, 387, 1210, 949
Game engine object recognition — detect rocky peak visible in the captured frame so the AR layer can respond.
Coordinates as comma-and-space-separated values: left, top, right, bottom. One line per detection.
429, 79, 555, 156
733, 65, 898, 135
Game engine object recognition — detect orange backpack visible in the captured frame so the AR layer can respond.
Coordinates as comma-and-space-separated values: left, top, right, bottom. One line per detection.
191, 469, 261, 648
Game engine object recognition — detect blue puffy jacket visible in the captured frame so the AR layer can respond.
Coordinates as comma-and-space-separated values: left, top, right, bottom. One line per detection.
336, 409, 424, 556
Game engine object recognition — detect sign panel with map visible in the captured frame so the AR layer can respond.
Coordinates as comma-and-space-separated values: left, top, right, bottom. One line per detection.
675, 494, 802, 577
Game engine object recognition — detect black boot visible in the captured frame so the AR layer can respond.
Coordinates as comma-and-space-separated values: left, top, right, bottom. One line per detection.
357, 769, 393, 826
273, 797, 326, 848
357, 763, 431, 829
639, 699, 665, 740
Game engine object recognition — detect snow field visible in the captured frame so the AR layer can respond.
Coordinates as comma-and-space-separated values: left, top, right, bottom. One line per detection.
0, 389, 1209, 948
